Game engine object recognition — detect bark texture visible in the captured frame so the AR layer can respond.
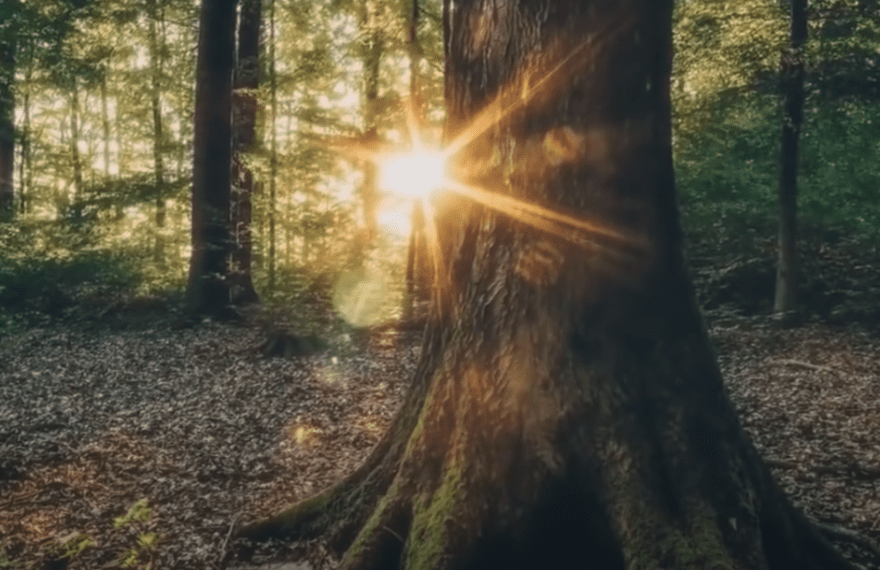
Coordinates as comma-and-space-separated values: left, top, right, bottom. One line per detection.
230, 0, 261, 306
774, 0, 807, 320
0, 37, 14, 222
238, 1, 856, 569
186, 0, 238, 318
147, 0, 167, 258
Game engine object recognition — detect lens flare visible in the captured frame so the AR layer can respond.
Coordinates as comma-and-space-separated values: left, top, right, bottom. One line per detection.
380, 151, 447, 200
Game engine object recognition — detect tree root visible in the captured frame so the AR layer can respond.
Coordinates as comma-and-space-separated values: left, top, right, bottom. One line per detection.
811, 518, 880, 562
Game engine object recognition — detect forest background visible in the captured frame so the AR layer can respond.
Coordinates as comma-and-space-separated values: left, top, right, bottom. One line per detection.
0, 0, 877, 330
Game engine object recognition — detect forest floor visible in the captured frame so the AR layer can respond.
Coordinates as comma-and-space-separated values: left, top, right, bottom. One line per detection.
0, 314, 879, 570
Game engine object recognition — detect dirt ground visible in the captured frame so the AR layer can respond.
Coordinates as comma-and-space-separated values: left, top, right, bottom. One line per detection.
0, 317, 878, 569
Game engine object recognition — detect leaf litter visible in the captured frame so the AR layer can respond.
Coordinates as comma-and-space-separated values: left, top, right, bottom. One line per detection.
0, 318, 878, 569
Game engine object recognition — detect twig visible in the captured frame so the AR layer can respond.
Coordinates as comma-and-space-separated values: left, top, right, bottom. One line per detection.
815, 463, 880, 480
382, 525, 405, 544
764, 458, 797, 469
218, 511, 244, 569
765, 458, 880, 480
769, 359, 845, 376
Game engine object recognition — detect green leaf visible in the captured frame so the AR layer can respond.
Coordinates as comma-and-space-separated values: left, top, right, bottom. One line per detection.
113, 498, 151, 528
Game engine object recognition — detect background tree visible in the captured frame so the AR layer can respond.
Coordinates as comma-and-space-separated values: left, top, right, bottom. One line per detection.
230, 0, 261, 306
0, 29, 15, 222
236, 0, 857, 568
0, 0, 875, 332
775, 0, 808, 321
146, 0, 169, 260
185, 0, 238, 318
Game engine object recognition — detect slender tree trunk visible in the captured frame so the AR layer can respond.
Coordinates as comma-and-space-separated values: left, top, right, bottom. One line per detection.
0, 37, 16, 222
185, 0, 238, 319
69, 76, 83, 221
17, 35, 31, 216
100, 65, 111, 179
237, 1, 858, 569
354, 0, 382, 263
147, 0, 167, 261
230, 0, 261, 306
403, 201, 430, 323
18, 76, 28, 215
402, 0, 422, 321
774, 0, 807, 323
114, 76, 128, 220
267, 0, 277, 294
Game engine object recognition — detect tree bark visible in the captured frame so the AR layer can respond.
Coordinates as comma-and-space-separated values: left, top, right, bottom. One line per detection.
774, 0, 807, 322
0, 37, 15, 222
185, 0, 238, 319
356, 0, 382, 261
147, 0, 167, 261
237, 1, 857, 569
230, 0, 261, 306
100, 64, 111, 180
402, 0, 429, 322
69, 76, 83, 220
18, 66, 29, 216
267, 0, 277, 294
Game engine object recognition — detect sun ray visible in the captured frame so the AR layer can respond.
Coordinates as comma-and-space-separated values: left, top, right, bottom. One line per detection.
444, 180, 644, 251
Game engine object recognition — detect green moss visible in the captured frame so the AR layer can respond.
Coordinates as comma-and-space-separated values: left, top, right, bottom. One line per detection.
624, 492, 735, 570
405, 459, 467, 569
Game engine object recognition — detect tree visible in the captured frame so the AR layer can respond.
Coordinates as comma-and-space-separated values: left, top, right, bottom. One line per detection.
185, 0, 238, 318
0, 33, 14, 222
402, 0, 433, 323
354, 0, 384, 263
265, 0, 278, 293
230, 0, 261, 306
147, 0, 168, 259
237, 1, 858, 568
775, 0, 808, 321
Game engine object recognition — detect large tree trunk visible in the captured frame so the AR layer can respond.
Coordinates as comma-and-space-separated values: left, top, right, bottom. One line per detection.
237, 1, 856, 569
0, 37, 15, 222
774, 0, 807, 322
230, 0, 261, 307
185, 0, 238, 319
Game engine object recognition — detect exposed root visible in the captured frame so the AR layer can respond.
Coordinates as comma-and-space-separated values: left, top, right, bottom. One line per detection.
812, 518, 880, 562
235, 323, 446, 549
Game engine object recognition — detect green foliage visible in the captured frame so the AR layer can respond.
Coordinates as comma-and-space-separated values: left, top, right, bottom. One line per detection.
56, 533, 93, 560
113, 498, 152, 528
105, 500, 157, 569
117, 531, 158, 569
0, 224, 139, 322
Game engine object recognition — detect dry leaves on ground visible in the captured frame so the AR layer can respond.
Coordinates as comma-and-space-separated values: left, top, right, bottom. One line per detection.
0, 318, 878, 569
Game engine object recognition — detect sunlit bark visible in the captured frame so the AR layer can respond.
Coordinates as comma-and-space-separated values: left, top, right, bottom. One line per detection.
69, 76, 83, 220
267, 0, 277, 293
356, 0, 383, 261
